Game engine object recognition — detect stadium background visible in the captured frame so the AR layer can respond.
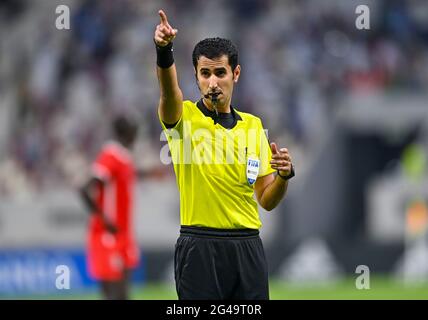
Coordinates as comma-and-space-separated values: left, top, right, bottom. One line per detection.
1, 0, 428, 299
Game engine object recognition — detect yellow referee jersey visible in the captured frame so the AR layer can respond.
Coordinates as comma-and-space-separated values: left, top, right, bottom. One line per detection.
159, 100, 275, 229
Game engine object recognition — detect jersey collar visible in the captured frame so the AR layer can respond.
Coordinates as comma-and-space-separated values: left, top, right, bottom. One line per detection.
196, 99, 242, 129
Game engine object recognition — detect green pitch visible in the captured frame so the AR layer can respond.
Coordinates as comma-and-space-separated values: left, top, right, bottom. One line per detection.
267, 277, 428, 300
7, 276, 428, 300
132, 277, 428, 300
30, 276, 427, 300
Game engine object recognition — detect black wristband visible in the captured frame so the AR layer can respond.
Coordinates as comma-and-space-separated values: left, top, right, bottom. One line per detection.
155, 41, 174, 69
277, 164, 295, 181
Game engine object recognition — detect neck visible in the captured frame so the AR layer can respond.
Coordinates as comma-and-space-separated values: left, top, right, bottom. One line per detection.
117, 139, 131, 150
203, 97, 231, 113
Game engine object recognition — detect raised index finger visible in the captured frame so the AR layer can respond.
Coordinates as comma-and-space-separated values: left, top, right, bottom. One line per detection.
159, 10, 169, 26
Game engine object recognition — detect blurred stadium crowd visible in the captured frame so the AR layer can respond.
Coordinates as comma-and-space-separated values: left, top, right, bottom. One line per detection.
1, 0, 428, 199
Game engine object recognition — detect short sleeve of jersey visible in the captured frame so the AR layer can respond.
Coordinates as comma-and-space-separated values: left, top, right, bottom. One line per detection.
158, 101, 189, 140
91, 148, 116, 182
258, 119, 276, 178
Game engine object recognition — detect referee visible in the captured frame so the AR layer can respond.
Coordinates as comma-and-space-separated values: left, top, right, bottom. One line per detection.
154, 9, 294, 300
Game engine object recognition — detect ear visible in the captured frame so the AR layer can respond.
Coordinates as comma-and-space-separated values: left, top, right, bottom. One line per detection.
233, 65, 241, 83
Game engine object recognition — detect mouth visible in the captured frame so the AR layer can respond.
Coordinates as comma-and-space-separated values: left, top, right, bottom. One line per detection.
205, 92, 222, 99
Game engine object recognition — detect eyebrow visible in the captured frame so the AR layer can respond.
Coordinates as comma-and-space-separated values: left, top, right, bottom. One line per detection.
200, 67, 227, 72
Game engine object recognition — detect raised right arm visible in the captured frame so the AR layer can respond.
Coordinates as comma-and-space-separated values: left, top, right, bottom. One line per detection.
154, 9, 183, 126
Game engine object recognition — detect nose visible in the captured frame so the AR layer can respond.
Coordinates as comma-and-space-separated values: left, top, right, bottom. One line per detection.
208, 75, 218, 90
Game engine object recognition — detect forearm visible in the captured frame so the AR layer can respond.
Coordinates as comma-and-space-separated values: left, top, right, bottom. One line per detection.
80, 179, 117, 233
157, 64, 183, 101
80, 187, 100, 215
156, 59, 182, 124
259, 176, 288, 211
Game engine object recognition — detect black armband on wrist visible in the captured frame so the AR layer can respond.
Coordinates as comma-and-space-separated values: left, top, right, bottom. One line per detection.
155, 41, 174, 69
277, 164, 295, 181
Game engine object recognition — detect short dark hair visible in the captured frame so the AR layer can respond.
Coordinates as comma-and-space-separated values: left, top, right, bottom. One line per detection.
192, 37, 239, 72
112, 115, 138, 144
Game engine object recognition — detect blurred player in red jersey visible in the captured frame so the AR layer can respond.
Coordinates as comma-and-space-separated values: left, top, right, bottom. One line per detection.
80, 116, 140, 300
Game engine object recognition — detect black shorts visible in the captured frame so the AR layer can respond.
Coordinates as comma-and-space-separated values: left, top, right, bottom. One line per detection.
174, 226, 269, 300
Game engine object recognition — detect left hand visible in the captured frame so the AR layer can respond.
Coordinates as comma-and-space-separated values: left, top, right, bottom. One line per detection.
270, 142, 293, 177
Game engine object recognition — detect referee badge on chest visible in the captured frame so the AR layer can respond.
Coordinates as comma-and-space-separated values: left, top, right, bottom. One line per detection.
246, 157, 260, 186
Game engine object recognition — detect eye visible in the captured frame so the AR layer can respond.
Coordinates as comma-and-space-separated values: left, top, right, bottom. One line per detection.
215, 70, 226, 77
200, 70, 210, 78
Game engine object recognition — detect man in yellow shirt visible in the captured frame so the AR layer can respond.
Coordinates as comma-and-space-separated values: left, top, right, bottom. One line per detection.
154, 9, 295, 299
